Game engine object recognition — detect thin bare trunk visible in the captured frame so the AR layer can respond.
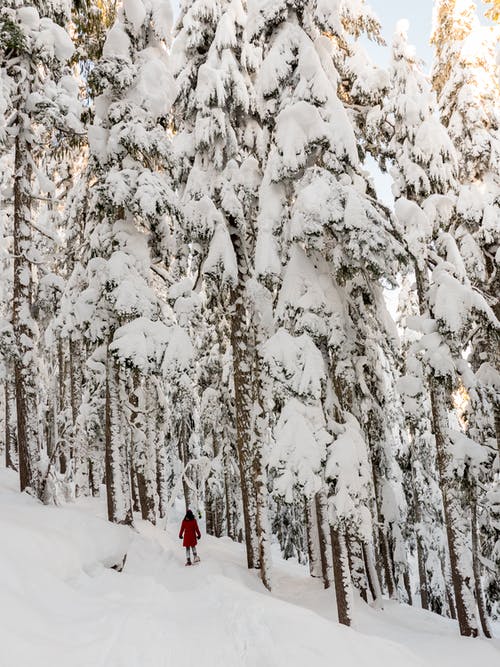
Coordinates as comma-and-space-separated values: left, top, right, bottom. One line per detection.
13, 128, 37, 494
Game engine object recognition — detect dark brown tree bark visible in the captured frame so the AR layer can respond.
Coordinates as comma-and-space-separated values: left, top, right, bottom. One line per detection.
331, 526, 352, 626
205, 481, 215, 536
371, 465, 397, 599
230, 279, 258, 570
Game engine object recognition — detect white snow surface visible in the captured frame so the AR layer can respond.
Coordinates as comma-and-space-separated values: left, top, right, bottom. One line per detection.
0, 468, 498, 667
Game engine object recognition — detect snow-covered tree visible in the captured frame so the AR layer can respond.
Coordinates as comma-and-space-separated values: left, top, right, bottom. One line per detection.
431, 2, 500, 631
431, 0, 499, 430
247, 0, 406, 625
173, 0, 273, 588
383, 20, 499, 636
60, 0, 178, 524
0, 1, 82, 495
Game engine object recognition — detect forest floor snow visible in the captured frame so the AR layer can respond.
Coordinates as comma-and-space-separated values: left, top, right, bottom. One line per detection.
0, 468, 498, 667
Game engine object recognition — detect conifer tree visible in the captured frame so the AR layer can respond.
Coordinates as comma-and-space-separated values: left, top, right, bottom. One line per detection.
0, 0, 81, 495
431, 0, 499, 430
173, 0, 273, 588
247, 0, 405, 624
382, 20, 498, 637
61, 0, 178, 524
431, 2, 500, 629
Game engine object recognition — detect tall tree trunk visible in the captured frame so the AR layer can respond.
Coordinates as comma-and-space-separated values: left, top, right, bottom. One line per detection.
230, 280, 258, 569
409, 425, 430, 611
347, 533, 368, 602
69, 338, 82, 487
88, 458, 100, 497
252, 334, 273, 591
415, 505, 430, 611
363, 542, 383, 607
471, 498, 491, 638
315, 489, 333, 589
305, 496, 323, 579
105, 352, 133, 525
331, 526, 353, 626
57, 338, 67, 473
132, 375, 156, 524
371, 465, 397, 599
5, 380, 17, 471
177, 414, 193, 512
13, 127, 38, 494
131, 463, 141, 513
253, 445, 272, 590
205, 480, 215, 536
155, 412, 168, 519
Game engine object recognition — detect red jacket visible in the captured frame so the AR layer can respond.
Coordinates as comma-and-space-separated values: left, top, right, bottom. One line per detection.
179, 518, 201, 547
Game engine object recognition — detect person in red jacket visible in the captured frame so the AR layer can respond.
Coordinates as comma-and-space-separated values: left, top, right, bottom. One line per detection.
179, 509, 201, 566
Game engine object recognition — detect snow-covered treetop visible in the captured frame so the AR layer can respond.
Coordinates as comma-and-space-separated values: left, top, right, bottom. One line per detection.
1, 3, 74, 63
248, 0, 403, 284
90, 0, 176, 156
384, 21, 457, 204
172, 0, 261, 288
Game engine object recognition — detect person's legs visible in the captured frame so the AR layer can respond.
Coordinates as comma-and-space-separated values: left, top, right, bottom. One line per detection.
185, 547, 191, 563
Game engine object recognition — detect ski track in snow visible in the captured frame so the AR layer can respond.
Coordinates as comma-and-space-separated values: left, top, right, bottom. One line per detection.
0, 469, 498, 667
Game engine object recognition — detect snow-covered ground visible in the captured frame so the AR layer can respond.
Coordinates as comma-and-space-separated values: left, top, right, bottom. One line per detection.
0, 468, 498, 667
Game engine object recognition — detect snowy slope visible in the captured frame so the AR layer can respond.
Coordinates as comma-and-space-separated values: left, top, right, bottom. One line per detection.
0, 468, 498, 667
